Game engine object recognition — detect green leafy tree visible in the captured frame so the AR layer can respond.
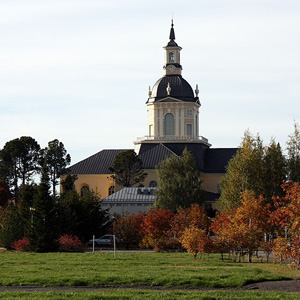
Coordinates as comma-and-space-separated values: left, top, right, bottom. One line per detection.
0, 202, 23, 249
0, 136, 40, 199
218, 131, 265, 210
155, 148, 204, 212
40, 139, 71, 196
109, 150, 147, 187
30, 165, 58, 252
263, 139, 286, 203
287, 123, 300, 182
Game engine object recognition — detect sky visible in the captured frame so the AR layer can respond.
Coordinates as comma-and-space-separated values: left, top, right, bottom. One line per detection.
1, 0, 300, 165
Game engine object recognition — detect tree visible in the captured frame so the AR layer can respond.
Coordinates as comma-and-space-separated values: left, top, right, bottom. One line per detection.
0, 202, 23, 249
0, 137, 40, 199
179, 226, 212, 259
113, 213, 145, 249
30, 165, 58, 252
0, 180, 12, 207
61, 174, 78, 193
270, 181, 300, 239
218, 131, 265, 210
109, 150, 147, 187
155, 148, 204, 212
58, 180, 110, 242
171, 204, 209, 240
263, 140, 286, 203
77, 190, 111, 241
18, 183, 37, 238
287, 123, 300, 182
40, 139, 71, 196
211, 191, 270, 262
142, 209, 174, 251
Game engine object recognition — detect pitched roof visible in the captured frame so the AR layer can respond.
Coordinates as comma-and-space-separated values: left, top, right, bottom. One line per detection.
68, 149, 130, 174
102, 187, 156, 204
67, 144, 237, 175
138, 143, 177, 169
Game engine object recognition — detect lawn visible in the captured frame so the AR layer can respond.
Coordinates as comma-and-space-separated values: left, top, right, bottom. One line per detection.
0, 251, 299, 288
0, 251, 299, 299
0, 290, 300, 300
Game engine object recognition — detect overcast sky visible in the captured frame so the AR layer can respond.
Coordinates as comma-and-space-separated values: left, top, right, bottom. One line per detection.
1, 0, 300, 165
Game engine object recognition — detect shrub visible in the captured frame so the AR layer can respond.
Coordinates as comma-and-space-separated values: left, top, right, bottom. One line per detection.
13, 237, 30, 252
56, 234, 85, 252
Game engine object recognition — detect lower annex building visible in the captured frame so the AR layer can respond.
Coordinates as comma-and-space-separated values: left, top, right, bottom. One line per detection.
63, 22, 237, 214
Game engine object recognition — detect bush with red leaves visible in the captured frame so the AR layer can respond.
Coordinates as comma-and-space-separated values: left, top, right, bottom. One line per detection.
13, 237, 30, 252
56, 234, 85, 252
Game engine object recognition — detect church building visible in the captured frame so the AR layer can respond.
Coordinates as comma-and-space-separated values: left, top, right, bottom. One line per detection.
64, 22, 237, 212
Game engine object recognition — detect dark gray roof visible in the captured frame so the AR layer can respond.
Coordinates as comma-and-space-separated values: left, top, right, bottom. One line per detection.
204, 148, 237, 173
204, 191, 220, 202
68, 149, 130, 175
148, 75, 197, 103
138, 144, 176, 169
102, 187, 156, 204
67, 144, 237, 175
139, 143, 236, 173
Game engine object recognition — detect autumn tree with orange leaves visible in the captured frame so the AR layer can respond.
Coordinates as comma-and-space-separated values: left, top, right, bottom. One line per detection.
211, 190, 271, 262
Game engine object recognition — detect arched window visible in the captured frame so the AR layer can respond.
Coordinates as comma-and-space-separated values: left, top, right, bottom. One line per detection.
149, 180, 157, 187
108, 186, 115, 196
80, 185, 89, 197
169, 52, 174, 63
164, 113, 174, 136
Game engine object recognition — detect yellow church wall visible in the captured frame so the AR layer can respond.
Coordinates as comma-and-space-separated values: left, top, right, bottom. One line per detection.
61, 170, 223, 202
61, 174, 115, 199
201, 173, 223, 194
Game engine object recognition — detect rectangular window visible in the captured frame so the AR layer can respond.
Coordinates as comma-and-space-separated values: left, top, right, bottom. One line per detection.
149, 125, 153, 137
187, 109, 193, 117
187, 124, 192, 136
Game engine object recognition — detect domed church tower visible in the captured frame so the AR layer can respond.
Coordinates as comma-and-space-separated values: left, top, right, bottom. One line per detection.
135, 21, 210, 149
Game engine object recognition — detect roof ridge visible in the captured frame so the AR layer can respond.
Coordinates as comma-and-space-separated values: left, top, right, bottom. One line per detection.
160, 143, 179, 157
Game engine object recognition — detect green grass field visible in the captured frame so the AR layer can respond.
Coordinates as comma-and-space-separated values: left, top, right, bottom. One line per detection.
0, 251, 299, 299
0, 290, 299, 300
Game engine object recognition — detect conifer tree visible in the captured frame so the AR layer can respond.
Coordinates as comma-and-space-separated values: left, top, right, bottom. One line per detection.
19, 183, 37, 238
263, 139, 286, 203
0, 202, 23, 249
30, 165, 57, 252
40, 139, 71, 197
287, 123, 300, 182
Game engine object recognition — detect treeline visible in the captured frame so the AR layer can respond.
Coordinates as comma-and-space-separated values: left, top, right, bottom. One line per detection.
219, 124, 300, 210
113, 186, 300, 265
0, 137, 110, 252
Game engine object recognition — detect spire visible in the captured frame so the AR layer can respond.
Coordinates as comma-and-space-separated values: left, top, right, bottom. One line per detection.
169, 19, 175, 41
167, 20, 178, 47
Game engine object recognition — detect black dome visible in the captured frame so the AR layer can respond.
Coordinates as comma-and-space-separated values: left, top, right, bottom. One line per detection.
149, 75, 197, 102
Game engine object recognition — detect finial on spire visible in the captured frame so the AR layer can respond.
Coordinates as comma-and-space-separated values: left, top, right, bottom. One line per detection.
195, 84, 199, 97
148, 86, 152, 98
